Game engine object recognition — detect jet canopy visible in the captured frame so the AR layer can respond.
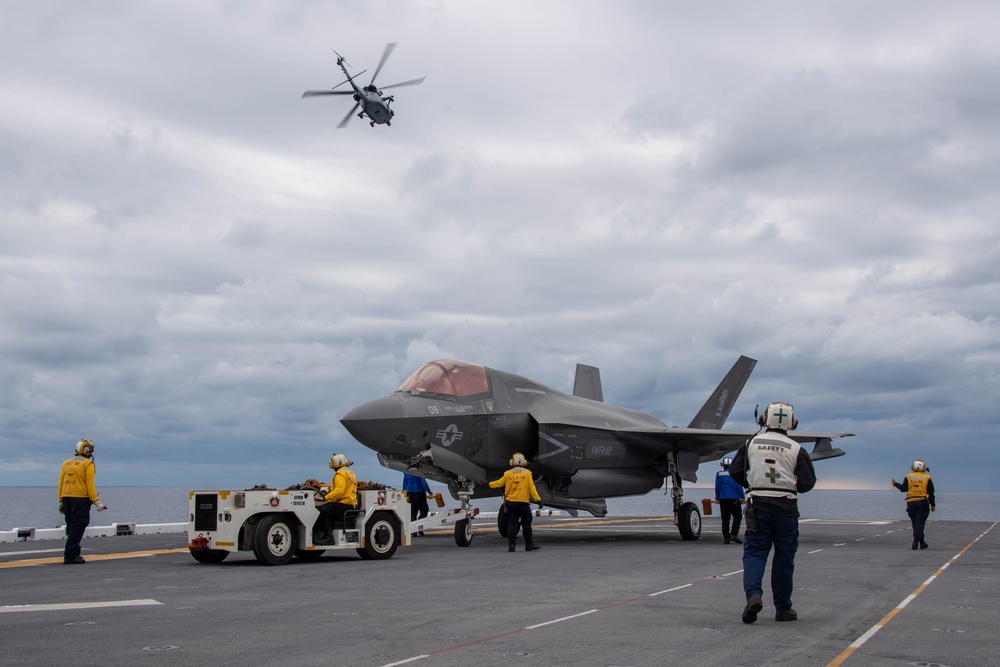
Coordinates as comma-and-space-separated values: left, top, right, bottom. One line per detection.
397, 360, 490, 398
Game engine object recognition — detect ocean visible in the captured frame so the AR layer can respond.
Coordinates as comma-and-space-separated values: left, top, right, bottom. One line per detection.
3, 486, 997, 531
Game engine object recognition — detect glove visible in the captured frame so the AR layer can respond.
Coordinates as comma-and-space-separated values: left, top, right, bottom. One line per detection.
536, 502, 544, 510
931, 506, 936, 512
94, 501, 108, 511
891, 479, 897, 488
58, 502, 64, 515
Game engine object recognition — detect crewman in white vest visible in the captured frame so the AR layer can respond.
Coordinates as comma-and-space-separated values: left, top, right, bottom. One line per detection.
729, 402, 816, 624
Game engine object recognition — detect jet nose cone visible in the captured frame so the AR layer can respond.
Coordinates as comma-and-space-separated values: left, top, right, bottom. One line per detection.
340, 396, 406, 450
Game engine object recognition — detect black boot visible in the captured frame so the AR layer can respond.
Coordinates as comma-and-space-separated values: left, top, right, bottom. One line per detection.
912, 539, 919, 550
920, 540, 928, 549
525, 542, 541, 552
508, 538, 516, 553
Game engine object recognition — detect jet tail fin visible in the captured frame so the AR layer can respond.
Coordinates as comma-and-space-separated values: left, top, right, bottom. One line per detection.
686, 355, 757, 429
573, 364, 604, 402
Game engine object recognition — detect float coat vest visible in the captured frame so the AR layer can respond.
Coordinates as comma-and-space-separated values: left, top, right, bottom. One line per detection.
746, 432, 801, 500
325, 468, 358, 507
904, 472, 931, 502
58, 456, 99, 502
489, 467, 541, 503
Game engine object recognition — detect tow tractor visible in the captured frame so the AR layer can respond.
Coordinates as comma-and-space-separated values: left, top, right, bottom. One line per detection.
187, 483, 478, 565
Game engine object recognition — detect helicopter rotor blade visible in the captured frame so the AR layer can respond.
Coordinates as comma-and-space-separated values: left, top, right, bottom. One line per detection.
302, 90, 356, 97
379, 77, 425, 91
327, 69, 366, 90
370, 42, 396, 85
337, 102, 360, 129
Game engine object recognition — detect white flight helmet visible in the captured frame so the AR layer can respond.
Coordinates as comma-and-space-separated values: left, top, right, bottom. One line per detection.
329, 453, 353, 469
510, 452, 528, 467
760, 402, 798, 431
721, 457, 732, 469
75, 439, 94, 459
911, 459, 926, 472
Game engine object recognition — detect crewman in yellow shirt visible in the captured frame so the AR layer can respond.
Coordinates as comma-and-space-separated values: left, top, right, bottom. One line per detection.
489, 453, 542, 552
892, 459, 936, 549
314, 453, 358, 543
57, 439, 107, 564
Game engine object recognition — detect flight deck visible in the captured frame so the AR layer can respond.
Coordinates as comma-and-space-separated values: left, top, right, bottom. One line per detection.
1, 516, 996, 667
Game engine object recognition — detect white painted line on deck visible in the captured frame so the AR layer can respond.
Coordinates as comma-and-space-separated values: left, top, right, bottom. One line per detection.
381, 657, 431, 667
648, 583, 693, 597
1, 599, 163, 614
825, 522, 997, 667
525, 609, 598, 629
0, 548, 64, 558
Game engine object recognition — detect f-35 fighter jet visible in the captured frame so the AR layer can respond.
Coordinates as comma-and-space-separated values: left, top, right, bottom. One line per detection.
341, 356, 852, 540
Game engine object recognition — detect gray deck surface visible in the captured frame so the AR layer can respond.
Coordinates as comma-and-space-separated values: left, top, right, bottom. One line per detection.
1, 516, 996, 667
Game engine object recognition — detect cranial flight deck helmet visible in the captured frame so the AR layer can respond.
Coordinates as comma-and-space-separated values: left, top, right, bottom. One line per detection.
75, 439, 94, 459
911, 459, 927, 472
329, 453, 353, 469
721, 457, 733, 469
510, 453, 528, 467
758, 402, 798, 431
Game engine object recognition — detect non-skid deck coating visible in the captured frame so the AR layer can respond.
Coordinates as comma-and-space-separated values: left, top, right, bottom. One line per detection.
1, 516, 996, 667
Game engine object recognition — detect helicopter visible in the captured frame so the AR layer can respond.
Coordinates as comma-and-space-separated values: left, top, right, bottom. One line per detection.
301, 43, 425, 128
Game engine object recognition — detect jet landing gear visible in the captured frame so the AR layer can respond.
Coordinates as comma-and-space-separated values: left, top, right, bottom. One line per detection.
667, 453, 702, 541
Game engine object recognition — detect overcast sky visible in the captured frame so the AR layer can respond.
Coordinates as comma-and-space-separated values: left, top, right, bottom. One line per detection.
2, 1, 998, 495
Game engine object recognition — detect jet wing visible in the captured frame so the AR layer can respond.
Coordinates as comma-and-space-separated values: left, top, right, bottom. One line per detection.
537, 422, 853, 483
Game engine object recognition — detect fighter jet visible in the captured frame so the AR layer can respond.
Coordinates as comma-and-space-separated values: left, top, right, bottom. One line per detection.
340, 356, 852, 540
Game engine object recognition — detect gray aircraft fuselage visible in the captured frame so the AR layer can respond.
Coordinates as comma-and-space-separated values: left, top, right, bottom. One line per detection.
341, 358, 851, 519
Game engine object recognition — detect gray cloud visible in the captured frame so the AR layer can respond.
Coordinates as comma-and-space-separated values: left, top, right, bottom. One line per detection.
1, 1, 998, 493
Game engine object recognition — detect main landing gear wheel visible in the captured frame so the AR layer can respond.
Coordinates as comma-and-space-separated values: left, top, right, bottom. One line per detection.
189, 548, 229, 564
252, 514, 297, 565
677, 501, 702, 541
455, 518, 474, 547
357, 512, 400, 560
497, 503, 509, 537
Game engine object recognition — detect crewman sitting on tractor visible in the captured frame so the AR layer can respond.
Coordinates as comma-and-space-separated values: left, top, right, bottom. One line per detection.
314, 453, 358, 543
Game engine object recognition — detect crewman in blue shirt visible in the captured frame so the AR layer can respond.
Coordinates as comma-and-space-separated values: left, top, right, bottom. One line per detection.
715, 456, 745, 544
402, 472, 432, 535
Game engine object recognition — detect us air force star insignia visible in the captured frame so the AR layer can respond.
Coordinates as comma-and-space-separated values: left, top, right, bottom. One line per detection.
437, 424, 464, 447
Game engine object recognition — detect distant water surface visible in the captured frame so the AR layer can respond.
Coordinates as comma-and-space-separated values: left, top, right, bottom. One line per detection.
2, 486, 997, 530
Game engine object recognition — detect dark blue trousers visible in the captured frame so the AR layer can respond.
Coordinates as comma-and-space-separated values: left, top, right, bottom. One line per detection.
62, 497, 92, 561
506, 501, 534, 543
906, 500, 930, 542
719, 499, 742, 539
743, 509, 799, 612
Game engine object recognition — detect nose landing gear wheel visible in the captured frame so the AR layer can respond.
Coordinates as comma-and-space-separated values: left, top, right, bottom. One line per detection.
455, 518, 474, 547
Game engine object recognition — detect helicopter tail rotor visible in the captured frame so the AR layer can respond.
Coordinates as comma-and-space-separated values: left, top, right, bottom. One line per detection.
332, 48, 350, 68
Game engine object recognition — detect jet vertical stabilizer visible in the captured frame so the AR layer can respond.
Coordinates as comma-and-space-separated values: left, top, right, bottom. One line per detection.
686, 355, 757, 429
573, 364, 604, 402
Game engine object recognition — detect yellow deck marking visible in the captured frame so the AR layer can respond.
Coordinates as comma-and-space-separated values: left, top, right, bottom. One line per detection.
825, 522, 996, 667
422, 516, 674, 535
0, 548, 188, 569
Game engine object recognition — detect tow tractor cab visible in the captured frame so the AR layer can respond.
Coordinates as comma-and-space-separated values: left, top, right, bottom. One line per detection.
188, 483, 477, 566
